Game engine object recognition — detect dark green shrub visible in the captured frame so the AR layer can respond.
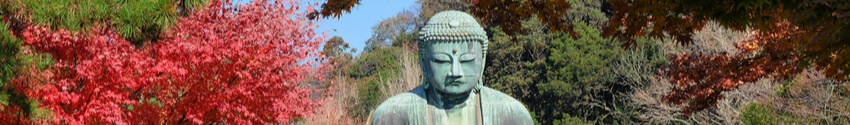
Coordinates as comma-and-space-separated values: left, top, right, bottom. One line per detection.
740, 102, 782, 125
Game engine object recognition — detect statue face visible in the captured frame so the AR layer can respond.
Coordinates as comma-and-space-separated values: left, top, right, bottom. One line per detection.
424, 41, 483, 95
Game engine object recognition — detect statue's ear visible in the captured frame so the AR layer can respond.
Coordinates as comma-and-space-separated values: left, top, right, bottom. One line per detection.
419, 54, 429, 77
480, 40, 487, 72
479, 40, 487, 88
420, 55, 430, 89
477, 52, 484, 89
480, 53, 486, 69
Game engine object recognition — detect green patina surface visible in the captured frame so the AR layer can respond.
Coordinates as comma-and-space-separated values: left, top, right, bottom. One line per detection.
369, 10, 533, 125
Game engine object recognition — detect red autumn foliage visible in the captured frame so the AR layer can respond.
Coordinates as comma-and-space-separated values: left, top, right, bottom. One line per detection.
663, 22, 804, 114
0, 109, 31, 124
9, 0, 327, 124
607, 0, 849, 115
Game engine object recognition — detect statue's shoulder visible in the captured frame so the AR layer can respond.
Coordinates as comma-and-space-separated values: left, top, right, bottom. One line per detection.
479, 86, 525, 107
375, 85, 427, 109
479, 86, 535, 124
369, 85, 428, 125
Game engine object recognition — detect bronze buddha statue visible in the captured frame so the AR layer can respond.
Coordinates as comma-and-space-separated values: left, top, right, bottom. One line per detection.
368, 10, 534, 125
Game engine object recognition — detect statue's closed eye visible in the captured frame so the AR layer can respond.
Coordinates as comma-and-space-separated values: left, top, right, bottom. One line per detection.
433, 54, 451, 62
459, 54, 476, 62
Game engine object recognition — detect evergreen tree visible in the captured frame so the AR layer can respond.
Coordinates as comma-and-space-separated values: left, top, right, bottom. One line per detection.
540, 22, 622, 123
484, 18, 549, 103
2, 0, 207, 45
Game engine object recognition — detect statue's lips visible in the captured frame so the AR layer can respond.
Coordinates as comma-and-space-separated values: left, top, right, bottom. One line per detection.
446, 81, 465, 86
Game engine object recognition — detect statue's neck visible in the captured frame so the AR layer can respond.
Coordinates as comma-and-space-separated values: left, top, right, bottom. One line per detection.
426, 86, 473, 109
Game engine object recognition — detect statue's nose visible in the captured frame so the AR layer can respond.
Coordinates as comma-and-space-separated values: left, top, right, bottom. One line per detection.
448, 59, 463, 77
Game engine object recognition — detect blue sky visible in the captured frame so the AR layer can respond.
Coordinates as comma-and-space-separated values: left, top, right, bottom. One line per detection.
315, 0, 418, 56
235, 0, 418, 56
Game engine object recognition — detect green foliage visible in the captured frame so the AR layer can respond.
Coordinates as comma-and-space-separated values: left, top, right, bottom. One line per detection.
323, 36, 355, 79
484, 17, 549, 100
553, 114, 590, 125
352, 76, 381, 119
485, 17, 648, 124
9, 0, 208, 44
115, 0, 179, 43
348, 47, 403, 79
323, 36, 351, 57
343, 9, 422, 121
563, 0, 609, 29
485, 15, 667, 123
529, 111, 540, 125
364, 9, 419, 53
539, 22, 621, 122
479, 1, 644, 123
740, 102, 783, 125
484, 12, 652, 124
347, 47, 404, 119
391, 31, 418, 48
775, 80, 795, 96
0, 20, 54, 121
542, 22, 619, 97
0, 23, 24, 116
1, 21, 20, 84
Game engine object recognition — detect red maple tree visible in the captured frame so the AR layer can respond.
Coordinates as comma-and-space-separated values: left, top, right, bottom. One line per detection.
9, 0, 328, 124
605, 0, 848, 115
664, 22, 805, 114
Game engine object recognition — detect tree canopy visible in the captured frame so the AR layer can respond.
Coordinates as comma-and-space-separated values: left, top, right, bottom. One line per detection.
1, 0, 328, 124
3, 0, 849, 124
315, 0, 573, 37
0, 0, 209, 45
604, 0, 850, 114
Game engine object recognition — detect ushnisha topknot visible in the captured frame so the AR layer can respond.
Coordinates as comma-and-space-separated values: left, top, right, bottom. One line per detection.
418, 10, 488, 57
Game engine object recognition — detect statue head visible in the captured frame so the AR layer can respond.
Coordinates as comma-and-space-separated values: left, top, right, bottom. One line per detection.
418, 11, 488, 96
